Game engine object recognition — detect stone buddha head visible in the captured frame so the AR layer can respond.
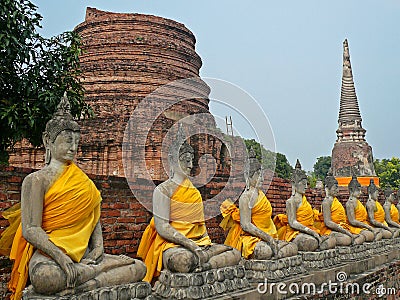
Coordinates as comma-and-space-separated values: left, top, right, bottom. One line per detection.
348, 175, 361, 198
291, 159, 307, 196
43, 93, 80, 165
168, 123, 194, 178
384, 188, 395, 204
244, 147, 263, 190
324, 170, 339, 197
367, 179, 379, 201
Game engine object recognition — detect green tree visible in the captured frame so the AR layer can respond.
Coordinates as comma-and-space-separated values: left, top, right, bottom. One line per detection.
0, 0, 92, 164
313, 156, 332, 181
374, 157, 400, 189
244, 139, 293, 179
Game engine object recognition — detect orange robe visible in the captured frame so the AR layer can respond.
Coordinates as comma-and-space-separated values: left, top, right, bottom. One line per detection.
390, 204, 400, 224
220, 190, 277, 258
368, 201, 388, 226
318, 197, 361, 235
0, 163, 101, 300
346, 199, 369, 234
273, 196, 320, 241
137, 178, 211, 282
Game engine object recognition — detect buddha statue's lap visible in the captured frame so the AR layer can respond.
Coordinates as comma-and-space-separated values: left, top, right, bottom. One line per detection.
220, 149, 297, 260
0, 94, 145, 299
137, 126, 240, 283
383, 188, 400, 236
273, 160, 336, 252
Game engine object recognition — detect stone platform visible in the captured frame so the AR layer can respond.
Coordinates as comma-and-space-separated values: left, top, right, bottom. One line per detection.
22, 281, 152, 300
301, 248, 341, 270
149, 265, 251, 299
242, 255, 306, 283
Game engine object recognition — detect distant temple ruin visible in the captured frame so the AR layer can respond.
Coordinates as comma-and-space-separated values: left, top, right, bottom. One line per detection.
331, 39, 379, 186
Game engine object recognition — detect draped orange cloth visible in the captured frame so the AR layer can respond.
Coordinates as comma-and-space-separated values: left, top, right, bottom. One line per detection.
346, 199, 368, 234
220, 190, 277, 258
273, 196, 320, 241
137, 178, 211, 282
368, 201, 388, 226
390, 204, 400, 224
317, 197, 361, 235
0, 163, 101, 300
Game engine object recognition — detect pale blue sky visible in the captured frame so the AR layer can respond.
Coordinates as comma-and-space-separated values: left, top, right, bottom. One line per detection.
32, 0, 400, 171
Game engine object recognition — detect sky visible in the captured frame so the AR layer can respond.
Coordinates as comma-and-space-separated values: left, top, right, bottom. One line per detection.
31, 0, 400, 171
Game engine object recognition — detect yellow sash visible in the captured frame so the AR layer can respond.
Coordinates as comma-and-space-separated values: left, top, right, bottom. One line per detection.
274, 196, 319, 242
137, 178, 211, 282
220, 190, 277, 258
369, 201, 388, 226
318, 197, 361, 235
0, 163, 101, 300
390, 204, 400, 224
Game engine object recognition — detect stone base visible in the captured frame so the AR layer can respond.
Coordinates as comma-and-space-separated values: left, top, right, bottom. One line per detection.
301, 249, 341, 270
22, 281, 152, 300
241, 255, 306, 283
150, 265, 251, 299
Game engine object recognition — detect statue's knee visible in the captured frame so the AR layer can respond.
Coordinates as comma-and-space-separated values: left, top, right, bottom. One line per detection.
382, 230, 392, 239
133, 259, 147, 280
295, 236, 318, 251
362, 231, 374, 242
230, 248, 241, 263
165, 250, 196, 273
337, 235, 352, 246
30, 263, 65, 295
279, 242, 298, 257
253, 242, 272, 260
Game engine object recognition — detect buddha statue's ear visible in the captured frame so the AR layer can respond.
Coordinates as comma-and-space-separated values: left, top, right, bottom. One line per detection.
43, 132, 51, 165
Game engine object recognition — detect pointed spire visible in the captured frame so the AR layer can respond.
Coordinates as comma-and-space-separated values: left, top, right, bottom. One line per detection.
338, 39, 362, 126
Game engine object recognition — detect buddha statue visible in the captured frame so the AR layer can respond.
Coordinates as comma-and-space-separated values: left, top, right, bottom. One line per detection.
137, 125, 241, 283
318, 171, 365, 245
220, 148, 298, 260
273, 160, 336, 251
383, 188, 400, 230
0, 94, 146, 300
366, 180, 396, 239
397, 188, 400, 223
345, 176, 378, 242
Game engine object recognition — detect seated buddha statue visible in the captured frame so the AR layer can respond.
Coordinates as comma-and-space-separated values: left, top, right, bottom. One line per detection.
220, 148, 298, 260
345, 176, 379, 242
318, 171, 365, 245
0, 94, 146, 300
273, 160, 336, 251
383, 188, 400, 230
137, 125, 241, 283
366, 180, 397, 239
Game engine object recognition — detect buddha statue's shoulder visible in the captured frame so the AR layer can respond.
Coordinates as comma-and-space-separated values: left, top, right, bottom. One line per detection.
155, 179, 177, 199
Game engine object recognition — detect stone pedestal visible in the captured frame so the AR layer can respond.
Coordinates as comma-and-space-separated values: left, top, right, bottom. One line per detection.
149, 265, 251, 300
22, 281, 152, 300
301, 249, 341, 270
241, 255, 306, 283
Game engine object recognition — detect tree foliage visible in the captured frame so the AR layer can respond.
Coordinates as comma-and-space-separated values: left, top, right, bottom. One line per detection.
0, 0, 92, 164
313, 156, 332, 180
374, 157, 400, 189
244, 139, 293, 179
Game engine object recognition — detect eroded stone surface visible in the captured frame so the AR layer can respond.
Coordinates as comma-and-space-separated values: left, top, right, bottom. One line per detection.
150, 265, 250, 300
22, 282, 151, 300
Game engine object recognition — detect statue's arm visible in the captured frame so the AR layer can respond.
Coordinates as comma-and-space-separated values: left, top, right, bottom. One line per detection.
287, 199, 319, 239
84, 221, 104, 263
152, 187, 199, 252
345, 200, 373, 230
238, 191, 277, 247
366, 201, 389, 230
21, 173, 77, 287
322, 199, 352, 237
383, 204, 400, 229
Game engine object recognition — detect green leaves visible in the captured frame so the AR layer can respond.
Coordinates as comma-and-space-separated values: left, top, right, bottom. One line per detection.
0, 0, 92, 164
374, 158, 400, 189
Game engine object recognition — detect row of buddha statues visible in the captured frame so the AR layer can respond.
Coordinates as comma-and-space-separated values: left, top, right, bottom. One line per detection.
1, 95, 399, 299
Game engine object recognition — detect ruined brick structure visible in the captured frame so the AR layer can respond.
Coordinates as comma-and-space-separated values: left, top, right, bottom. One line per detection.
331, 39, 378, 186
8, 8, 231, 182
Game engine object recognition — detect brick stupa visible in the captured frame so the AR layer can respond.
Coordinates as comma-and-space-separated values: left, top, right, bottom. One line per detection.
8, 8, 230, 180
331, 39, 379, 186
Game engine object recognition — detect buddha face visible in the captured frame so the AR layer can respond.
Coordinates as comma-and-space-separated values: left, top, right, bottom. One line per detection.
248, 169, 264, 189
178, 152, 194, 176
351, 186, 362, 198
295, 178, 307, 194
50, 130, 80, 164
370, 189, 379, 201
329, 182, 339, 197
